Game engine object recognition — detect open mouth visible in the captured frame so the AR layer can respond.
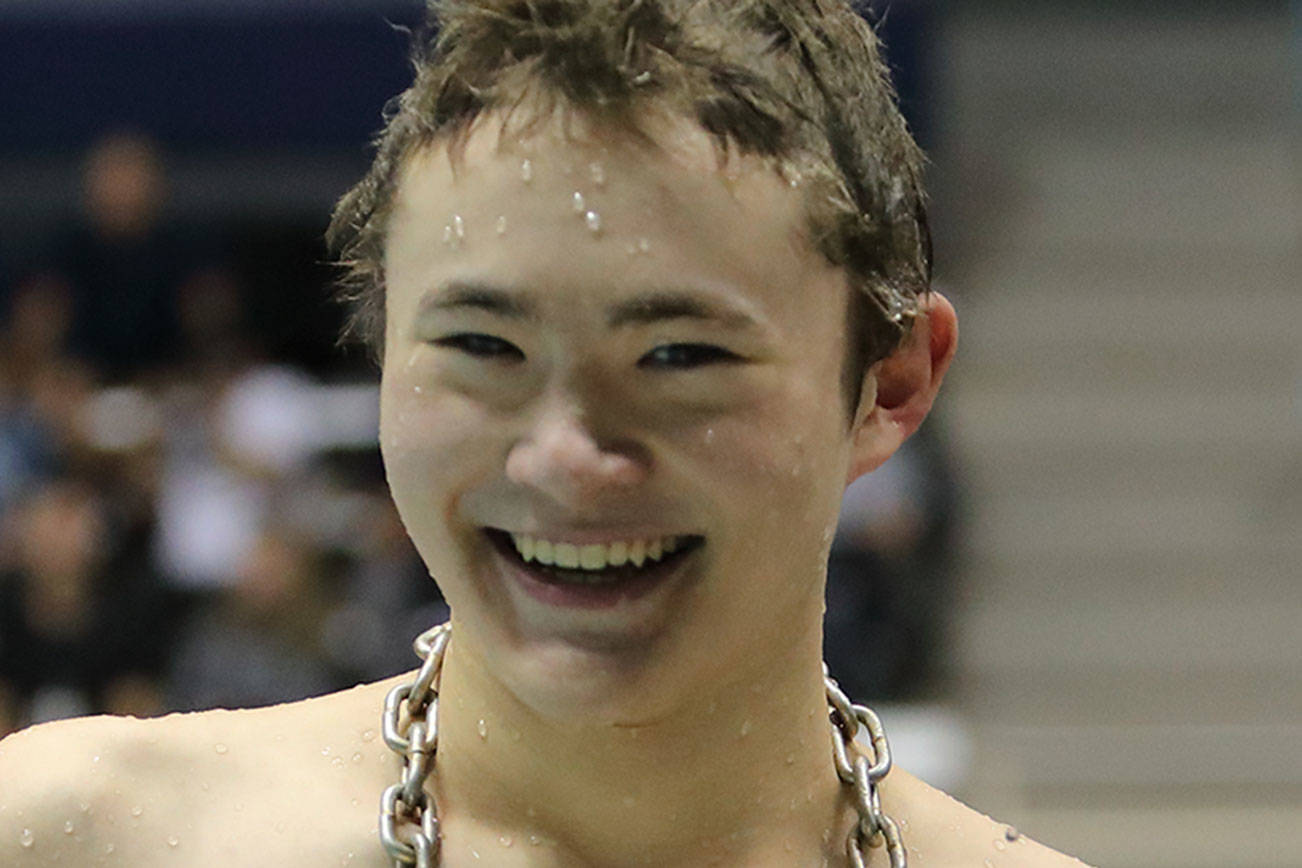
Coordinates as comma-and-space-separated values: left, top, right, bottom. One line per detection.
483, 528, 706, 587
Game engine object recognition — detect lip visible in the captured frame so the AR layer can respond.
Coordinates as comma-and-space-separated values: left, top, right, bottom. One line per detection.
486, 526, 700, 546
483, 528, 704, 611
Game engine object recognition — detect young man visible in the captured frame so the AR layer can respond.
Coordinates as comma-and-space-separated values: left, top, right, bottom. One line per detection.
0, 2, 1091, 865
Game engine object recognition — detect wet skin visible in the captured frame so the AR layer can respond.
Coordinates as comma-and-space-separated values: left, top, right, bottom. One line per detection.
0, 106, 1090, 866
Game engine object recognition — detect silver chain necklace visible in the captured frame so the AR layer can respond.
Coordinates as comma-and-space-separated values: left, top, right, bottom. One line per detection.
379, 623, 906, 867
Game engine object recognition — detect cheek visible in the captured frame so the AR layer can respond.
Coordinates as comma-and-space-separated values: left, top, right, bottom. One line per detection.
379, 365, 492, 547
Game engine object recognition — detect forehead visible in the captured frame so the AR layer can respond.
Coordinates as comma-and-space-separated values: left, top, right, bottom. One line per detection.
383, 106, 846, 333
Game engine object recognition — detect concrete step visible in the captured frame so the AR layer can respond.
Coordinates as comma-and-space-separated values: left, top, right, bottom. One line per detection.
951, 436, 1300, 504
954, 595, 1302, 673
977, 802, 1302, 868
943, 12, 1291, 135
993, 132, 1298, 249
957, 544, 1302, 612
947, 385, 1296, 456
955, 667, 1302, 728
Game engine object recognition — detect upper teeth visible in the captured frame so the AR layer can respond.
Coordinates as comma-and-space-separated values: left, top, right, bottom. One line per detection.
510, 533, 685, 570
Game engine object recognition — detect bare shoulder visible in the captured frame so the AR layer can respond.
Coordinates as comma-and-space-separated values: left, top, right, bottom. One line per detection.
0, 676, 405, 866
0, 713, 154, 862
883, 768, 1096, 868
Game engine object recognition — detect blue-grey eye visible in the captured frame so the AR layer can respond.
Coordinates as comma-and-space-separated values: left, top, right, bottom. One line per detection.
640, 343, 740, 369
434, 333, 525, 361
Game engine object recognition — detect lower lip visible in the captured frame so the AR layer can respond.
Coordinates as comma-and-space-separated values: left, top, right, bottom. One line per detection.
486, 532, 699, 611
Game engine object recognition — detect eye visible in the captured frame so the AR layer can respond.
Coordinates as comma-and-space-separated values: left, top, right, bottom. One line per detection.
639, 343, 740, 369
433, 333, 525, 362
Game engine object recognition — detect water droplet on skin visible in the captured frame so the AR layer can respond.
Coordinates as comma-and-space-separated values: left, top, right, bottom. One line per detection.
351, 752, 363, 764
521, 159, 533, 182
984, 860, 994, 868
585, 211, 602, 234
471, 849, 481, 859
572, 191, 586, 213
361, 729, 377, 743
442, 225, 454, 246
589, 162, 606, 185
477, 719, 488, 740
994, 839, 1007, 851
495, 215, 508, 236
167, 836, 180, 848
637, 237, 650, 253
18, 828, 34, 848
413, 385, 423, 395
1005, 826, 1020, 841
784, 753, 795, 765
526, 806, 537, 818
704, 427, 716, 444
92, 755, 100, 764
130, 806, 144, 818
321, 747, 331, 757
63, 820, 74, 834
739, 720, 752, 737
104, 843, 115, 854
452, 214, 466, 240
331, 756, 345, 768
498, 835, 513, 847
78, 802, 90, 814
350, 798, 360, 808
528, 835, 541, 846
214, 743, 228, 755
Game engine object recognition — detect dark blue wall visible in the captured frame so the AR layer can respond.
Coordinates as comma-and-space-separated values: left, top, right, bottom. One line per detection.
0, 6, 421, 155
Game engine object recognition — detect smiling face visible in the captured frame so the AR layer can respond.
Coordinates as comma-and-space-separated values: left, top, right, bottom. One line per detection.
380, 106, 861, 720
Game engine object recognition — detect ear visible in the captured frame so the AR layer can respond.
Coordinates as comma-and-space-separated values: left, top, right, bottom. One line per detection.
845, 292, 958, 485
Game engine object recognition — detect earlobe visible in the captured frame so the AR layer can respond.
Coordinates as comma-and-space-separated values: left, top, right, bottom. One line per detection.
844, 293, 958, 485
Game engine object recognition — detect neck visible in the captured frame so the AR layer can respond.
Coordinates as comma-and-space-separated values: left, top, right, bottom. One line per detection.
431, 622, 854, 867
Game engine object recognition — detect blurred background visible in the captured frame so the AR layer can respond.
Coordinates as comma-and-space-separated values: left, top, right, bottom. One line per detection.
0, 1, 1298, 866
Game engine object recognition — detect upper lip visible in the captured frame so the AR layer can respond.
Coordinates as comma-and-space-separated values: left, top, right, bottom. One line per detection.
485, 527, 703, 546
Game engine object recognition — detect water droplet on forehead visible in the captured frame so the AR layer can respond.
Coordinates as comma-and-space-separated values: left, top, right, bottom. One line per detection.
637, 237, 651, 253
572, 191, 586, 213
521, 159, 533, 182
63, 820, 74, 834
585, 211, 602, 234
361, 728, 377, 742
130, 805, 144, 817
452, 214, 466, 240
498, 835, 513, 847
167, 836, 180, 848
214, 743, 228, 755
19, 828, 34, 848
495, 215, 508, 236
442, 225, 454, 246
588, 162, 606, 186
477, 719, 488, 740
704, 427, 716, 444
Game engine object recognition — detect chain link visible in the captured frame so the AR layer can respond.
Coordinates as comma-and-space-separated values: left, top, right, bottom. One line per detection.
380, 623, 906, 867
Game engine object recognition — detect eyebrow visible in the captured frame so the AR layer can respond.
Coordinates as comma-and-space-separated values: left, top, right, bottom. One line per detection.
419, 279, 763, 331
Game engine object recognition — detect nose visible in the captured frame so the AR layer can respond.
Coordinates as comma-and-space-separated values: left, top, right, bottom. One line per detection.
504, 403, 647, 506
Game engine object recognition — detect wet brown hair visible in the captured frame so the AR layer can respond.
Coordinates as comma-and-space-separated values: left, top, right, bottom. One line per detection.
327, 0, 930, 419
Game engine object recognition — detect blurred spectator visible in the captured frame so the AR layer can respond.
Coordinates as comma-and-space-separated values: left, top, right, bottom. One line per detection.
823, 417, 960, 701
24, 131, 218, 383
0, 479, 169, 728
321, 493, 448, 683
166, 529, 339, 712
